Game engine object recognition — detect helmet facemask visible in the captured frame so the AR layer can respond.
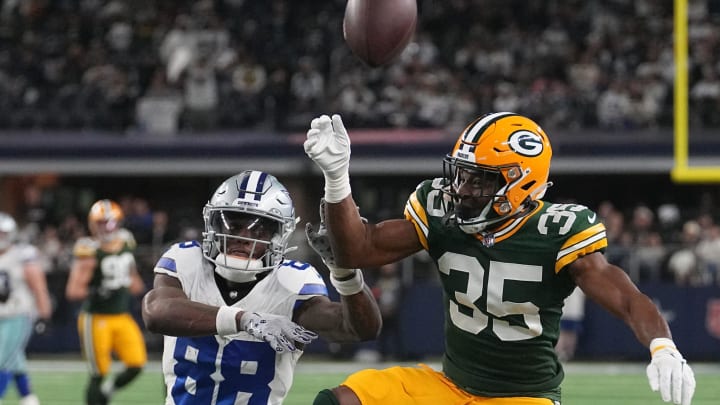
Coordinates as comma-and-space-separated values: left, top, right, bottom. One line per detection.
202, 171, 296, 283
443, 156, 523, 233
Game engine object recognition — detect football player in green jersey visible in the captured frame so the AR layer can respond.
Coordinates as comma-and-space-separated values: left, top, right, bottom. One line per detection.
66, 200, 147, 405
304, 112, 696, 405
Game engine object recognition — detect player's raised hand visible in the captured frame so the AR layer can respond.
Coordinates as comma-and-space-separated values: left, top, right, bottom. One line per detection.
646, 338, 696, 405
240, 312, 318, 353
304, 114, 351, 203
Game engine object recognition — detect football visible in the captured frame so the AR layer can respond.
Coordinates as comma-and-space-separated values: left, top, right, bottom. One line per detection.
343, 0, 417, 67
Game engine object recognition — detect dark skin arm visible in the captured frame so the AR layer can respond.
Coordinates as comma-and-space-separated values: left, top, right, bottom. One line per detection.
142, 273, 242, 337
293, 285, 382, 343
329, 192, 670, 346
142, 272, 382, 343
326, 196, 423, 268
569, 252, 671, 346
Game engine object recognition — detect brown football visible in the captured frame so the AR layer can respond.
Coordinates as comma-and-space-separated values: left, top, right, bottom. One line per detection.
343, 0, 417, 67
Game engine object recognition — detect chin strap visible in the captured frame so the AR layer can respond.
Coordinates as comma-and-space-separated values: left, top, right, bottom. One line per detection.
214, 254, 267, 283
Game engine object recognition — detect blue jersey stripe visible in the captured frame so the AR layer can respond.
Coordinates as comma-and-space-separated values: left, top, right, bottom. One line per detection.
156, 257, 177, 273
299, 283, 328, 296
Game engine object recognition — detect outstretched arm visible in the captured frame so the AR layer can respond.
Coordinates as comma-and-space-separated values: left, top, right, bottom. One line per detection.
142, 274, 317, 353
570, 252, 695, 405
305, 114, 422, 268
294, 290, 381, 343
142, 274, 219, 336
569, 252, 668, 345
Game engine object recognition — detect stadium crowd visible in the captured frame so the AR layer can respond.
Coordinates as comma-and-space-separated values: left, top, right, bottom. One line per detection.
0, 0, 719, 134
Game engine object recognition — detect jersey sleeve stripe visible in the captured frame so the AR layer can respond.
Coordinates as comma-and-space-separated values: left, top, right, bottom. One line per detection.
298, 283, 328, 296
404, 192, 429, 250
555, 231, 608, 273
558, 223, 605, 251
155, 256, 177, 273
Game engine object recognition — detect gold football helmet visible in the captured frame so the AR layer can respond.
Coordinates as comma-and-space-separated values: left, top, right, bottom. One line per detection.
443, 112, 553, 234
88, 199, 124, 241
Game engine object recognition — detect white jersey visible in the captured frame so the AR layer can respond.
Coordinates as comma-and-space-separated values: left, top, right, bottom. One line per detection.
0, 244, 40, 318
154, 241, 329, 405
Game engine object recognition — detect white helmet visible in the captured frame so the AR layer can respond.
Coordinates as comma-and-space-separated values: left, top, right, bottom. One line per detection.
202, 171, 296, 283
0, 212, 17, 251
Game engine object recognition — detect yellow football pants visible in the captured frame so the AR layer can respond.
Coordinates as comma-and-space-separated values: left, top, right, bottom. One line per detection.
78, 312, 147, 376
343, 364, 555, 405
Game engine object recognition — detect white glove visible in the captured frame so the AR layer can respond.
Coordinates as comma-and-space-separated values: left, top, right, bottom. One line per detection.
304, 114, 352, 203
646, 338, 696, 405
239, 312, 318, 353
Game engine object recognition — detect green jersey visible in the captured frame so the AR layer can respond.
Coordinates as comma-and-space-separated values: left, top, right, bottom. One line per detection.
72, 229, 137, 314
405, 178, 607, 400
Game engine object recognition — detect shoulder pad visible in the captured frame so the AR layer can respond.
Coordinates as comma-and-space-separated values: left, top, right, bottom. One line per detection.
15, 244, 40, 263
154, 241, 204, 277
73, 237, 98, 257
404, 178, 447, 250
276, 260, 328, 297
542, 203, 608, 272
117, 228, 137, 249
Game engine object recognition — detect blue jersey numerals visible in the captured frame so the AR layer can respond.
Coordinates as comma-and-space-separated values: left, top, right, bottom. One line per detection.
171, 335, 277, 405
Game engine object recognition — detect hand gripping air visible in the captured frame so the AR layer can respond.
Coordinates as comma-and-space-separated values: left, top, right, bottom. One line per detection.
305, 199, 366, 295
304, 114, 352, 203
646, 338, 696, 405
239, 312, 318, 353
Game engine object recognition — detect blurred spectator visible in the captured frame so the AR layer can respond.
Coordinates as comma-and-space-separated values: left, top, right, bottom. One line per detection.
135, 69, 183, 136
627, 204, 665, 282
665, 220, 703, 286
556, 287, 586, 362
179, 54, 220, 131
371, 262, 403, 361
121, 197, 154, 245
289, 56, 324, 117
696, 225, 720, 285
690, 64, 720, 127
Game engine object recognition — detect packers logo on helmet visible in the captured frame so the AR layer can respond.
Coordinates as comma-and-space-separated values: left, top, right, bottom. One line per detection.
443, 112, 553, 234
88, 199, 124, 241
508, 130, 544, 157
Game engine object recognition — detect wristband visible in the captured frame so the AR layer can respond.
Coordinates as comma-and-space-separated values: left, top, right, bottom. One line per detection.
330, 269, 365, 296
324, 172, 351, 203
216, 306, 243, 336
326, 264, 356, 280
649, 337, 676, 355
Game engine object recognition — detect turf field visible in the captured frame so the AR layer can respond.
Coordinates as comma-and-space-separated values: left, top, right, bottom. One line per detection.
3, 359, 718, 404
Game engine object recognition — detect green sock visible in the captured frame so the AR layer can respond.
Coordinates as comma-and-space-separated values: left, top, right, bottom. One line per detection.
313, 389, 341, 405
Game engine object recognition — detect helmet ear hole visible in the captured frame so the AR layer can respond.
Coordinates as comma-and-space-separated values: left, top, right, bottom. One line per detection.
521, 180, 536, 190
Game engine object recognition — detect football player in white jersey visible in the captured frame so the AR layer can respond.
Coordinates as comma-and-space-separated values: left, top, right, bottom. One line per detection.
142, 170, 382, 405
0, 212, 52, 405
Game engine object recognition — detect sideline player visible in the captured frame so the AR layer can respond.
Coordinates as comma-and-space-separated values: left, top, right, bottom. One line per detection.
66, 200, 147, 405
0, 212, 51, 405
